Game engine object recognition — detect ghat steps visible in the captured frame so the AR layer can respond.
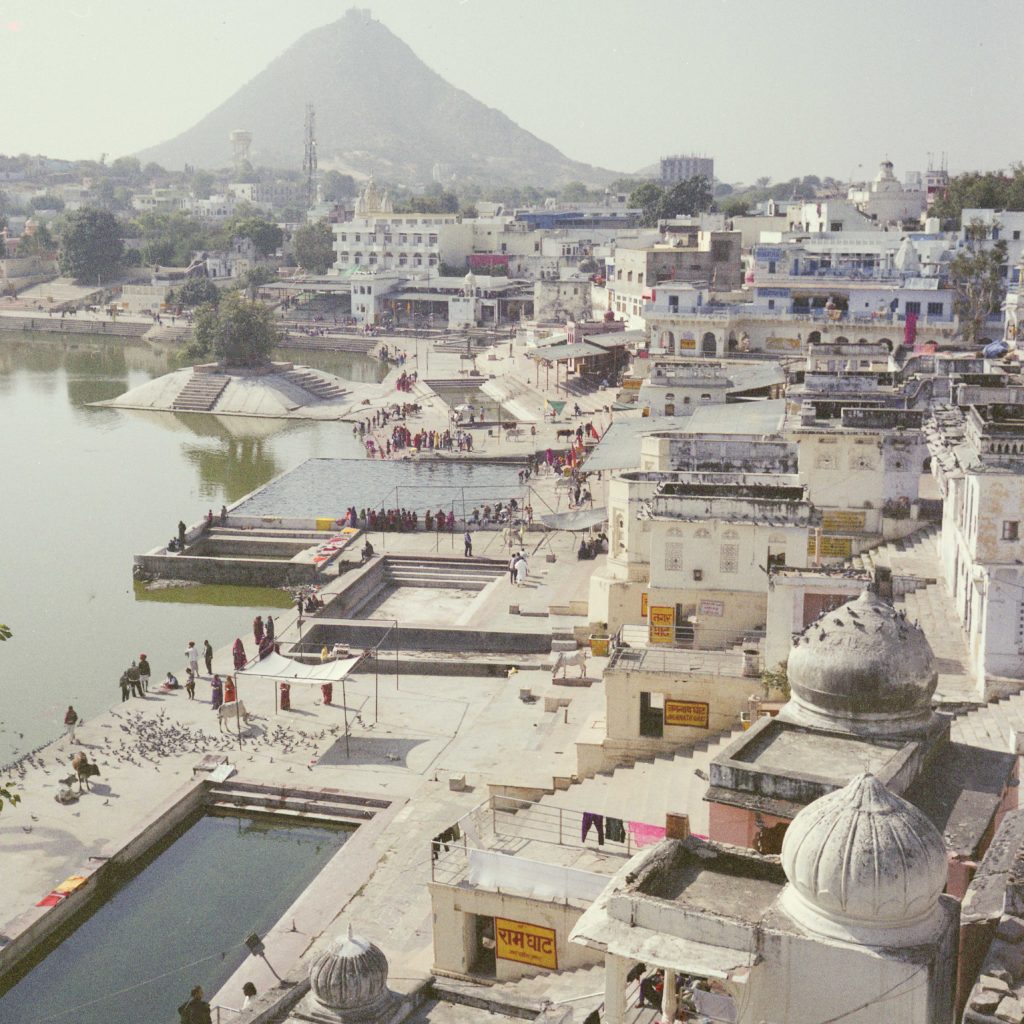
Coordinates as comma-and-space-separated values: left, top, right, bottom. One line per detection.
514, 728, 746, 840
170, 372, 230, 412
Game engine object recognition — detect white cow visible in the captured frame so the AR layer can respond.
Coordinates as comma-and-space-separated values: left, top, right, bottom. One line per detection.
552, 650, 587, 680
218, 699, 253, 733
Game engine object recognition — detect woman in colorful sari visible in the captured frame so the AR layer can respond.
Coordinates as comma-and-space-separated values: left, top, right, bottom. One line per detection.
232, 637, 247, 671
210, 675, 224, 711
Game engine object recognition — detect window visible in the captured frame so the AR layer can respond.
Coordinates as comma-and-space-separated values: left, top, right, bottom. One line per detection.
637, 273, 644, 286
665, 543, 685, 571
668, 296, 679, 311
399, 233, 407, 243
720, 544, 739, 573
905, 301, 921, 316
1014, 231, 1021, 241
354, 233, 361, 242
1003, 521, 1020, 541
627, 271, 633, 282
384, 233, 392, 244
767, 261, 776, 274
927, 302, 944, 316
428, 234, 438, 245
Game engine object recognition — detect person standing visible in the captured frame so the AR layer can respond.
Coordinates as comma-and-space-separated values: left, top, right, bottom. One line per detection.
253, 615, 264, 646
138, 654, 151, 693
265, 615, 275, 643
127, 660, 142, 698
508, 552, 517, 585
185, 640, 199, 679
515, 552, 528, 586
179, 985, 212, 1024
177, 520, 187, 551
185, 667, 196, 701
232, 637, 247, 670
464, 530, 473, 558
118, 671, 130, 703
63, 706, 79, 743
203, 640, 213, 675
211, 675, 224, 711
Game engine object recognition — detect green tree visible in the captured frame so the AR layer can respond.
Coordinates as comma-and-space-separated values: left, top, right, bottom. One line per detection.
19, 224, 54, 255
720, 196, 751, 217
189, 292, 278, 367
0, 623, 11, 641
661, 175, 712, 218
560, 180, 592, 203
229, 215, 283, 256
237, 266, 277, 298
293, 219, 336, 274
629, 182, 665, 227
173, 277, 220, 308
30, 193, 64, 212
321, 170, 357, 201
58, 208, 124, 282
191, 170, 215, 200
949, 220, 1007, 345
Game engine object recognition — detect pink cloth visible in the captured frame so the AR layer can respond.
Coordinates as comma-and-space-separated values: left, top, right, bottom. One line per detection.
628, 821, 667, 848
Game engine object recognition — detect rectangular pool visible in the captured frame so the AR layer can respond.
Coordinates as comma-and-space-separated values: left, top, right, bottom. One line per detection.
0, 813, 352, 1024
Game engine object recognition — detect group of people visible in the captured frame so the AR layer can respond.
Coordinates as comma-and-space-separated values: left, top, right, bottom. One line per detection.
364, 425, 474, 459
467, 499, 530, 527
395, 369, 417, 392
117, 654, 152, 702
508, 550, 529, 586
577, 533, 608, 561
245, 614, 278, 663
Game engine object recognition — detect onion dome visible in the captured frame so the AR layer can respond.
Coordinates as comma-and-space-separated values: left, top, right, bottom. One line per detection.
308, 925, 392, 1021
786, 590, 936, 735
780, 773, 947, 944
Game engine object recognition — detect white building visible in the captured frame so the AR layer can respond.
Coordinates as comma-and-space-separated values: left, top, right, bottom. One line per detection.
847, 160, 927, 225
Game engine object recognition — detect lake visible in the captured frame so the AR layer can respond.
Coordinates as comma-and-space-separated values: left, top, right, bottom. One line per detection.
0, 333, 377, 765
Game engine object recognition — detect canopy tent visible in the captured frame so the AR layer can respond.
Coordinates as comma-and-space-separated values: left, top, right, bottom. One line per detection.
538, 507, 608, 532
237, 651, 363, 686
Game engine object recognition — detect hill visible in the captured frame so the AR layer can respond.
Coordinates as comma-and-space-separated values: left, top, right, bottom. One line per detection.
136, 10, 617, 187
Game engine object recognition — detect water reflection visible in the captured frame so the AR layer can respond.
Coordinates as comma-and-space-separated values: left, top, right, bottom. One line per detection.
182, 436, 285, 501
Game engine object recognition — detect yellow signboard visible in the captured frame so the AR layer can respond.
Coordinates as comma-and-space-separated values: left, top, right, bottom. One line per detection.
641, 592, 649, 618
822, 510, 867, 532
495, 918, 557, 970
664, 700, 710, 729
807, 535, 854, 558
649, 605, 674, 644
765, 336, 801, 351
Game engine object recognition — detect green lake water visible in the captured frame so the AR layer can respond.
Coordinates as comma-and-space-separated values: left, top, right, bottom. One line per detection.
0, 333, 378, 765
0, 813, 351, 1024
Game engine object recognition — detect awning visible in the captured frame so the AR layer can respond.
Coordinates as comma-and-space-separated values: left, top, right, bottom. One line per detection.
236, 651, 363, 686
538, 507, 608, 531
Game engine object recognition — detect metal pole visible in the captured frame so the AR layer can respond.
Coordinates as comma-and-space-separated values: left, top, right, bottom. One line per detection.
341, 675, 350, 758
374, 647, 379, 724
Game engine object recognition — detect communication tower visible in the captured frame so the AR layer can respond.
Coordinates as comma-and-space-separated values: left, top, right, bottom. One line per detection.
303, 103, 318, 207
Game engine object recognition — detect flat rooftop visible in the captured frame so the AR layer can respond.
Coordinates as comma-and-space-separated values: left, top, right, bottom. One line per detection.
731, 724, 899, 778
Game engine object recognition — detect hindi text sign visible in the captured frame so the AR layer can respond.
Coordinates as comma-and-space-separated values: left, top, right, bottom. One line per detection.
495, 918, 558, 970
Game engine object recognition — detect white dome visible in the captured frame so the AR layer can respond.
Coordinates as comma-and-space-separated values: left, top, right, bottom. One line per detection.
780, 773, 947, 944
785, 590, 937, 736
308, 925, 392, 1021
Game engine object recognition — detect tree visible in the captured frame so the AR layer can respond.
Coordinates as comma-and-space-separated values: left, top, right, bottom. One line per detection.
229, 215, 283, 256
191, 170, 215, 200
237, 266, 277, 299
58, 209, 124, 282
0, 623, 11, 641
293, 219, 336, 274
629, 182, 665, 227
321, 170, 357, 201
30, 193, 64, 212
661, 175, 712, 218
19, 223, 54, 255
173, 277, 220, 308
949, 219, 1007, 345
189, 292, 278, 367
720, 196, 751, 218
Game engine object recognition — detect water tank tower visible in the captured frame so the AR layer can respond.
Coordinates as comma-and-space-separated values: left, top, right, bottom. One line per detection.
229, 129, 253, 170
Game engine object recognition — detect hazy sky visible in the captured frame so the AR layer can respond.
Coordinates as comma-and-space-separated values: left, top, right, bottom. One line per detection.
0, 0, 1018, 184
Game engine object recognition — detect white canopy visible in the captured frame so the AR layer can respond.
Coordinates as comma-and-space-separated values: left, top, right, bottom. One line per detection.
236, 651, 363, 687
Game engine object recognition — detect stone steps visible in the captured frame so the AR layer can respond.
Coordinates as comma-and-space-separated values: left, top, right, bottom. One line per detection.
283, 368, 348, 401
206, 783, 388, 826
518, 728, 746, 838
171, 373, 230, 412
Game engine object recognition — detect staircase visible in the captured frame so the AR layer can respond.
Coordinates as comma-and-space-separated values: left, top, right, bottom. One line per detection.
206, 781, 390, 827
170, 372, 229, 412
950, 691, 1024, 753
895, 581, 976, 703
517, 728, 747, 839
849, 522, 939, 583
383, 554, 506, 591
282, 368, 348, 401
